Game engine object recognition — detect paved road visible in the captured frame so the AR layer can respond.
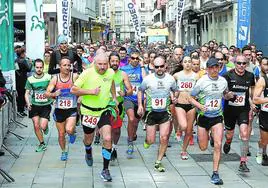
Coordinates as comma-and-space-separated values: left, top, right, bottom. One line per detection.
0, 116, 268, 188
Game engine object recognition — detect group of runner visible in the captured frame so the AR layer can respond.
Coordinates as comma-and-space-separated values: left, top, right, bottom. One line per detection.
23, 36, 268, 185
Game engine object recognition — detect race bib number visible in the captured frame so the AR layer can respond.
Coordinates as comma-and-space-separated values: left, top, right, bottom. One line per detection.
34, 91, 48, 103
179, 81, 195, 91
57, 97, 73, 109
261, 103, 268, 112
115, 86, 121, 97
82, 115, 100, 128
205, 98, 221, 111
152, 97, 167, 110
132, 83, 140, 96
228, 92, 245, 106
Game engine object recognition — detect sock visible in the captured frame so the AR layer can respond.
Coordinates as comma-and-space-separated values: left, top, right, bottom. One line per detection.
112, 144, 117, 150
102, 147, 112, 170
85, 144, 92, 155
263, 145, 267, 155
213, 171, 218, 175
240, 140, 249, 160
128, 138, 133, 145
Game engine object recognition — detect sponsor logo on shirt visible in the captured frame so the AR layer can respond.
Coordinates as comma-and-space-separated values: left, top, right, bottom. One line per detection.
232, 85, 248, 90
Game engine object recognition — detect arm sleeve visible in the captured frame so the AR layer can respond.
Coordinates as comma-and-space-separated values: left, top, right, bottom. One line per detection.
73, 71, 86, 88
191, 79, 201, 97
138, 78, 148, 92
74, 53, 83, 74
48, 52, 59, 75
25, 79, 31, 90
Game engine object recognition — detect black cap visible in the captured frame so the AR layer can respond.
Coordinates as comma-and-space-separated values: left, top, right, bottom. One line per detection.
206, 58, 219, 67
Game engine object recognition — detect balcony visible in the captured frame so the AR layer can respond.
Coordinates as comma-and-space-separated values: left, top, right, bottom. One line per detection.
201, 0, 228, 9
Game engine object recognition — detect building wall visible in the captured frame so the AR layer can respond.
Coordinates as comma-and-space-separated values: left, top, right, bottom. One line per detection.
14, 0, 95, 44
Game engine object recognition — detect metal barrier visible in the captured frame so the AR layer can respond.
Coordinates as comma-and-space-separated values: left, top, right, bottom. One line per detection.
0, 90, 27, 183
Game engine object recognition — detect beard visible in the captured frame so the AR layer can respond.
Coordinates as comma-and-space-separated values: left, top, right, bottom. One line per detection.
111, 64, 119, 70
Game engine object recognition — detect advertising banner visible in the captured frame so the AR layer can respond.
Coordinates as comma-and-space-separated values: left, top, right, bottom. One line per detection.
237, 0, 251, 48
127, 0, 141, 40
57, 0, 72, 42
26, 0, 45, 60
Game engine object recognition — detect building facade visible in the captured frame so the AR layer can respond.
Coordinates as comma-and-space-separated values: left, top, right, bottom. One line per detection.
14, 0, 96, 45
107, 0, 154, 41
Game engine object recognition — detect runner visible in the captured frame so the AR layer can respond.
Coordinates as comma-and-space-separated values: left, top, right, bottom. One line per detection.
173, 56, 198, 159
222, 55, 255, 172
253, 57, 268, 166
25, 59, 52, 152
109, 52, 133, 161
71, 54, 117, 182
45, 57, 78, 161
137, 56, 177, 172
120, 49, 147, 158
189, 57, 234, 185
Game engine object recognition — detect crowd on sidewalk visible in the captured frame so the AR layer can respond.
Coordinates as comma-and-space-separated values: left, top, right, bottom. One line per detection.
7, 36, 268, 185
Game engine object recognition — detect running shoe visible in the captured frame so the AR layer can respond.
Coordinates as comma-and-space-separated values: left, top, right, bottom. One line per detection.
43, 126, 49, 135
262, 154, 268, 166
181, 151, 189, 160
247, 150, 251, 157
256, 153, 262, 164
35, 143, 47, 152
100, 169, 112, 182
126, 144, 134, 158
211, 172, 223, 185
143, 141, 151, 149
238, 161, 250, 172
85, 153, 93, 166
69, 134, 76, 144
223, 142, 231, 154
154, 161, 165, 172
60, 151, 68, 161
111, 149, 117, 161
94, 135, 100, 145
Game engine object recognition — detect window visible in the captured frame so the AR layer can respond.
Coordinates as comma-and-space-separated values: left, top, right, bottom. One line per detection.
101, 4, 105, 17
116, 28, 120, 33
218, 15, 222, 23
141, 2, 145, 8
224, 13, 228, 22
115, 13, 122, 25
141, 16, 145, 23
141, 27, 146, 33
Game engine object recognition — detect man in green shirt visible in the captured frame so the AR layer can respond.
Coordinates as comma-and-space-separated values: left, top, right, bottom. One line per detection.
71, 54, 117, 182
25, 59, 52, 152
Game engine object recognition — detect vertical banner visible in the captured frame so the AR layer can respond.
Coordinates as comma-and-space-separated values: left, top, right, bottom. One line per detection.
127, 0, 141, 40
237, 0, 251, 48
175, 0, 185, 45
0, 0, 16, 90
57, 0, 72, 43
26, 0, 45, 60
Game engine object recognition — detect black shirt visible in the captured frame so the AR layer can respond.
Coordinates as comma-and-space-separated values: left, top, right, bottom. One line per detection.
223, 69, 255, 109
48, 49, 82, 75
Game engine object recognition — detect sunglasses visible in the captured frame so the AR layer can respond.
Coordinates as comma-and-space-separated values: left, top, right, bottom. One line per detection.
257, 54, 263, 56
131, 57, 139, 60
155, 65, 165, 69
236, 61, 247, 65
216, 58, 224, 61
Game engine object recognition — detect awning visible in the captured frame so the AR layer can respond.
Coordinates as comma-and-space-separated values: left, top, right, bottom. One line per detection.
146, 28, 169, 36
